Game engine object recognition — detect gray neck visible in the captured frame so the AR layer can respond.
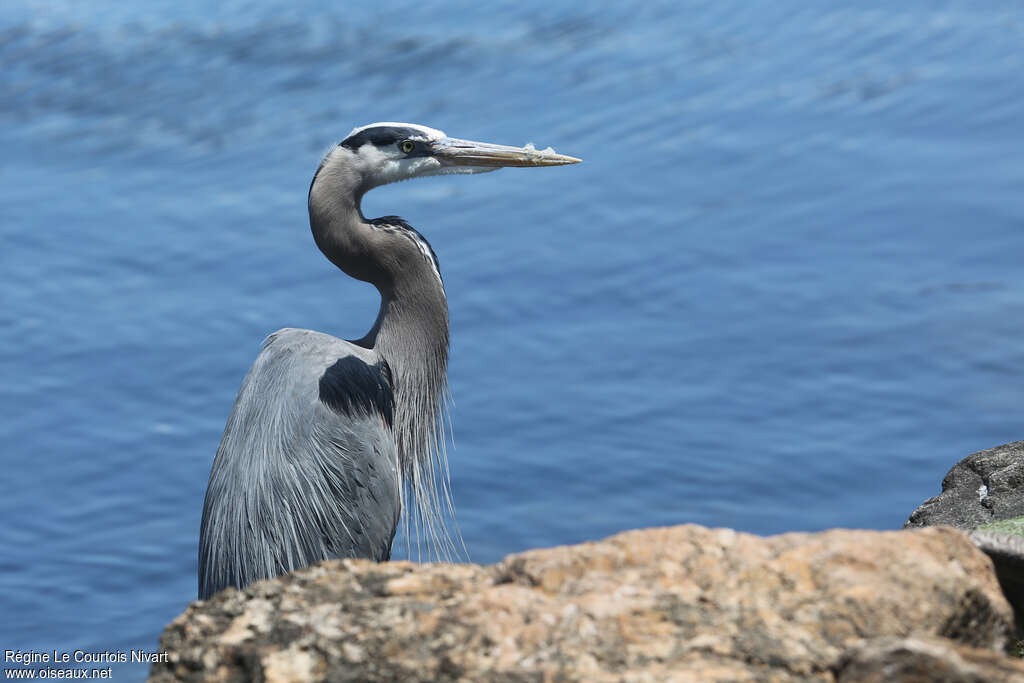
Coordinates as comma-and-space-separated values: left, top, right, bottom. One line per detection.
308, 159, 450, 478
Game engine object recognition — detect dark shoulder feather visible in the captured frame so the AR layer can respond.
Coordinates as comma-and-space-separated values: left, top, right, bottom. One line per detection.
318, 356, 395, 428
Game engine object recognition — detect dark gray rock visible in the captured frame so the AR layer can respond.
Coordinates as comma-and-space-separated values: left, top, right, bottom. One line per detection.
905, 441, 1024, 529
972, 530, 1024, 630
907, 442, 1024, 636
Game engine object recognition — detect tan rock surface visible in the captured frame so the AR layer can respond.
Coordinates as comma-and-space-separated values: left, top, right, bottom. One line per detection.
835, 636, 1024, 682
150, 525, 1023, 682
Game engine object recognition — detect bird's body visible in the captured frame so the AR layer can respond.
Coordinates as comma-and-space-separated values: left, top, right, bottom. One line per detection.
198, 123, 578, 599
198, 330, 398, 599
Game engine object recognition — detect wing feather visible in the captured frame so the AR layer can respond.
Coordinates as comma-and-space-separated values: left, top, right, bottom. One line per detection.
198, 328, 400, 599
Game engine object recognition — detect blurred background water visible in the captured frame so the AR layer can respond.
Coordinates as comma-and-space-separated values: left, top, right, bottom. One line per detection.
1, 0, 1022, 678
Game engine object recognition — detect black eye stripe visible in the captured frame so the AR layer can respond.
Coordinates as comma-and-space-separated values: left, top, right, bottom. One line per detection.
340, 126, 426, 151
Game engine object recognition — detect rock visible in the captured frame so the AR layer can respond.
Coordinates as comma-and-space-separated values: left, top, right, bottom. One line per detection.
149, 525, 1020, 682
835, 636, 1024, 682
905, 441, 1024, 529
978, 517, 1024, 537
906, 442, 1024, 632
972, 529, 1024, 629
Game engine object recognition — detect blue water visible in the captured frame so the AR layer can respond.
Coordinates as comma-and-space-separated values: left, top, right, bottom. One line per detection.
2, 0, 1022, 678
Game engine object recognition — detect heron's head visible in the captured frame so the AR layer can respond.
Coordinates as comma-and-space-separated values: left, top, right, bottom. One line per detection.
322, 122, 580, 194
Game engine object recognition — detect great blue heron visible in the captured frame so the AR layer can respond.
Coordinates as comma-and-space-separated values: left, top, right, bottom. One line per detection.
198, 122, 579, 599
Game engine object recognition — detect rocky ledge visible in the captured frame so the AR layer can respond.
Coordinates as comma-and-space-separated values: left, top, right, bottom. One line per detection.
150, 525, 1024, 682
906, 440, 1024, 530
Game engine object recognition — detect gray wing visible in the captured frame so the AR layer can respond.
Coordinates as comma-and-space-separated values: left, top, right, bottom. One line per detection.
198, 328, 400, 599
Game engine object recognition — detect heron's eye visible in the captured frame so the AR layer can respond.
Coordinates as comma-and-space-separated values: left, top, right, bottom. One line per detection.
400, 140, 415, 153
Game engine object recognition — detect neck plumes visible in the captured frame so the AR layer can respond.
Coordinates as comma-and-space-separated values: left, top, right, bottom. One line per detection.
309, 163, 454, 557
371, 273, 449, 476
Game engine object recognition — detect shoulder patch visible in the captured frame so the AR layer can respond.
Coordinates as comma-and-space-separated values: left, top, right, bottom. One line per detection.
318, 357, 395, 428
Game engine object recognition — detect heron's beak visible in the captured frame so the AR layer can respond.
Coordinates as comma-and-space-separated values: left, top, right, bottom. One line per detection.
432, 138, 581, 168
